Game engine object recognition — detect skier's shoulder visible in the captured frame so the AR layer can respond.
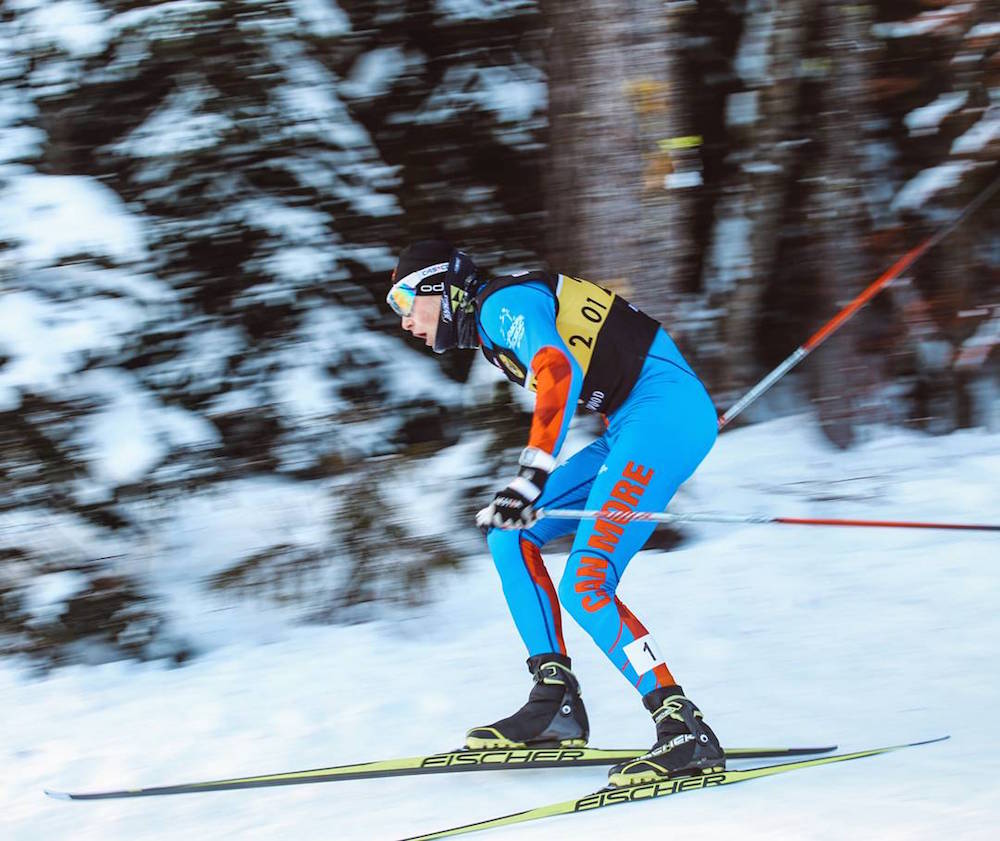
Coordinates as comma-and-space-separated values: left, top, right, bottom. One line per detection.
479, 273, 557, 332
477, 272, 558, 349
477, 269, 557, 307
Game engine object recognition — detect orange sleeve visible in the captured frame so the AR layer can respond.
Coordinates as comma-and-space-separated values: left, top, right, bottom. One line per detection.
529, 346, 574, 454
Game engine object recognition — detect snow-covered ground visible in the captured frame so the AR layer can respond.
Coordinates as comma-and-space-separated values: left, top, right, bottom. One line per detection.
2, 416, 999, 840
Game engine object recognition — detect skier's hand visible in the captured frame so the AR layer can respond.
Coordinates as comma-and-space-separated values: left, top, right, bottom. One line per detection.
477, 484, 539, 531
476, 448, 556, 532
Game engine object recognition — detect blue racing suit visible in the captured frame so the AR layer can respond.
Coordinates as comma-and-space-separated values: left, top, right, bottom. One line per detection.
477, 274, 717, 695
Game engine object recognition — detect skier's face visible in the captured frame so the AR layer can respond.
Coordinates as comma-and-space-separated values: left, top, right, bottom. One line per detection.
400, 294, 439, 348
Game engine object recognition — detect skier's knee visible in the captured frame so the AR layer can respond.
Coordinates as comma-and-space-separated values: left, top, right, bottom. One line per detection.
487, 525, 533, 559
558, 569, 612, 631
487, 528, 541, 579
557, 575, 583, 623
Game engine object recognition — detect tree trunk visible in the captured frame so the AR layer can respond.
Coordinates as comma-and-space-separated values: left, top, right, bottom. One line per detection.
701, 0, 811, 409
806, 0, 879, 449
540, 1, 644, 289
626, 0, 701, 324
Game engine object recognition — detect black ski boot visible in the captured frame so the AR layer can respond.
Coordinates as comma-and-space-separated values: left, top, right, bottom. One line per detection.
465, 653, 589, 749
608, 685, 725, 786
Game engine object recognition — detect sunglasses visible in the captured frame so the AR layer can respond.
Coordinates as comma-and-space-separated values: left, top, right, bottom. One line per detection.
386, 262, 450, 317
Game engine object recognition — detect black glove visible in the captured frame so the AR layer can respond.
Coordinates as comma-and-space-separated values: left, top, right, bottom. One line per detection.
477, 448, 557, 531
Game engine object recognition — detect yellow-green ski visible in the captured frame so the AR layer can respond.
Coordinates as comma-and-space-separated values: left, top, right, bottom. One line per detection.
45, 744, 834, 801
398, 737, 948, 841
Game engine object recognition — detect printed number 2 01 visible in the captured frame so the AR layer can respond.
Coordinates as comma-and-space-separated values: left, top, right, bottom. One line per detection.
569, 296, 610, 347
581, 296, 609, 323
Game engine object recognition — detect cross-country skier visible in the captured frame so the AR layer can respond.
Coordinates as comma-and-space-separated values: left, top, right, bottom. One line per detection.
387, 240, 723, 785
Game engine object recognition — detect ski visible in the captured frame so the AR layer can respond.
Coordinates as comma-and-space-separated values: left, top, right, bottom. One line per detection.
398, 737, 948, 841
45, 743, 835, 801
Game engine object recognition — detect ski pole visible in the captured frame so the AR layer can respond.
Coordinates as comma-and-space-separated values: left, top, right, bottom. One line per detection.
718, 171, 1000, 430
538, 508, 1000, 532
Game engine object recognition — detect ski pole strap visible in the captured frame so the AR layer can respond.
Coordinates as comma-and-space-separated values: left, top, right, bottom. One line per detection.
538, 508, 1000, 532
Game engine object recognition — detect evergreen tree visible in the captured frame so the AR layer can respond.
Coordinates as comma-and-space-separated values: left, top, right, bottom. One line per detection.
0, 0, 546, 663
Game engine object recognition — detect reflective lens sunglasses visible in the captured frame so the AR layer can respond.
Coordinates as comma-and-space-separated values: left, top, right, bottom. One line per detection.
386, 262, 450, 317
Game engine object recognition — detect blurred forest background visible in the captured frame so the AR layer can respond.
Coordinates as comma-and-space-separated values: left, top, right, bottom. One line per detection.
0, 0, 997, 667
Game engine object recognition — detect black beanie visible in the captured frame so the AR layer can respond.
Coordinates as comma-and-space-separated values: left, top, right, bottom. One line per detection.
393, 240, 455, 294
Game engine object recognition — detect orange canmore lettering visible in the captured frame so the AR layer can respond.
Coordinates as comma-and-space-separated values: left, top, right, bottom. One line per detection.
575, 555, 608, 581
587, 519, 624, 553
575, 555, 611, 612
574, 577, 605, 593
623, 461, 654, 486
581, 593, 611, 612
610, 479, 643, 507
601, 498, 632, 516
